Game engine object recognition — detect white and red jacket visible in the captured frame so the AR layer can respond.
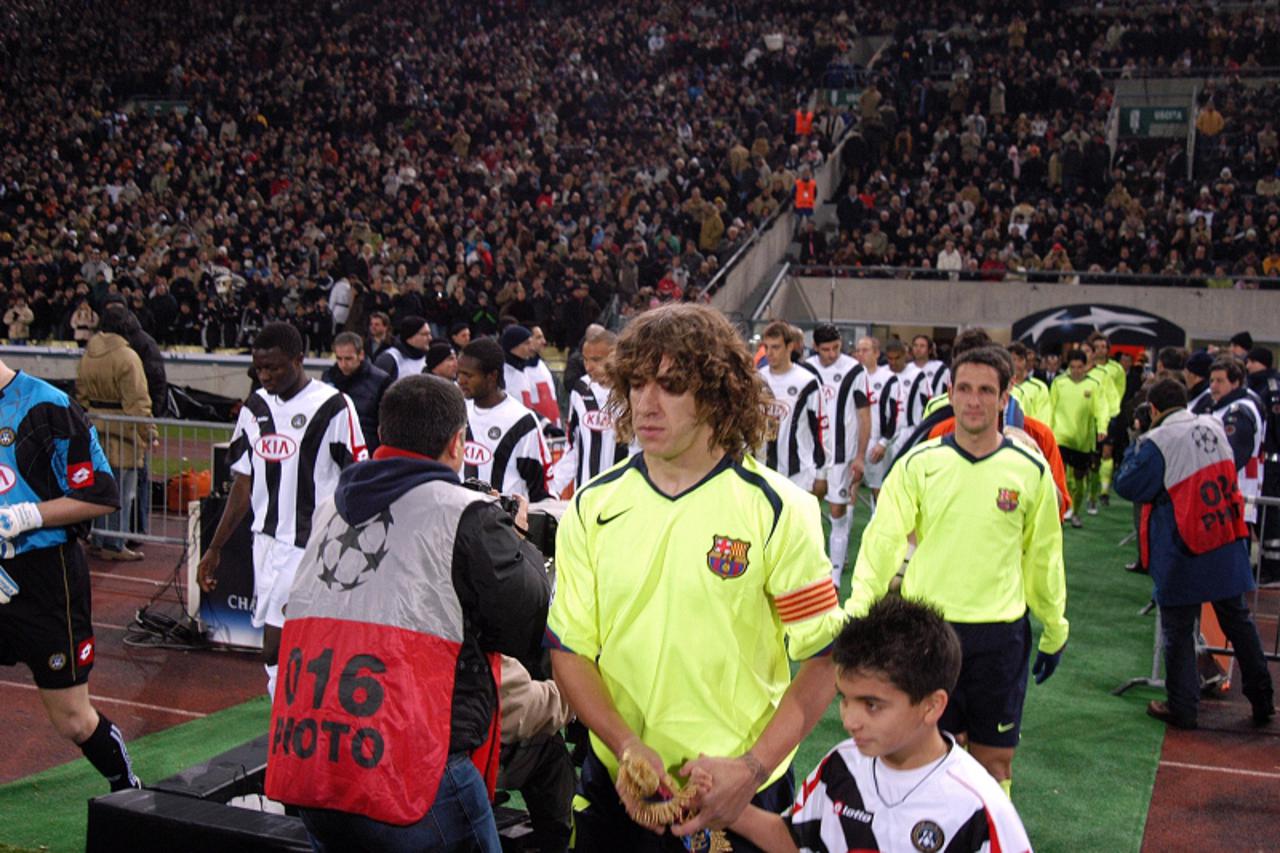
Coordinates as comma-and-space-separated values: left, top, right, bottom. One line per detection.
265, 447, 550, 825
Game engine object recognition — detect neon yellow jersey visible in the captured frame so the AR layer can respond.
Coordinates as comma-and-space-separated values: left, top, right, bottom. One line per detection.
1087, 361, 1123, 420
1050, 374, 1107, 452
547, 453, 843, 783
1010, 376, 1052, 424
923, 391, 949, 419
847, 435, 1068, 653
1101, 359, 1127, 415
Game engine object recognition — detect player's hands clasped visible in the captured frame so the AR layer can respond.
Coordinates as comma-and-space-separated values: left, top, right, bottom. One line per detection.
672, 752, 765, 835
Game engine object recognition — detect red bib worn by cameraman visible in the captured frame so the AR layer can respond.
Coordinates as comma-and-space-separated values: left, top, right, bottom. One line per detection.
264, 478, 500, 825
1140, 409, 1248, 567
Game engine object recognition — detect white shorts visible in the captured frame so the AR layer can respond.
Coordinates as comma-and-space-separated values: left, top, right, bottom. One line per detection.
252, 533, 306, 629
788, 469, 818, 494
863, 447, 890, 489
822, 460, 857, 505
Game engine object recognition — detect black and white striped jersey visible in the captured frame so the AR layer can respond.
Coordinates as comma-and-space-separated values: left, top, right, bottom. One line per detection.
807, 354, 870, 465
464, 395, 551, 500
759, 365, 826, 479
905, 359, 950, 426
228, 381, 368, 548
788, 737, 1031, 853
550, 378, 635, 494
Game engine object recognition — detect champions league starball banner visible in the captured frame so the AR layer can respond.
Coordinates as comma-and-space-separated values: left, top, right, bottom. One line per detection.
1011, 303, 1186, 350
187, 498, 263, 650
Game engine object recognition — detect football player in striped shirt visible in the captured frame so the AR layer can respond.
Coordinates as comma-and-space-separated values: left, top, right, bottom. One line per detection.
456, 337, 551, 501
547, 304, 843, 852
729, 597, 1032, 853
198, 323, 368, 696
550, 326, 635, 495
758, 320, 826, 493
807, 325, 870, 588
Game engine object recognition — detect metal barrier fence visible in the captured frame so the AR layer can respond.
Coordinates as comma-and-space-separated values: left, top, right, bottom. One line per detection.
85, 414, 234, 550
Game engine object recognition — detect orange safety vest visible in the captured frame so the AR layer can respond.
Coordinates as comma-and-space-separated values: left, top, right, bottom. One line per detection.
795, 178, 817, 211
794, 109, 814, 136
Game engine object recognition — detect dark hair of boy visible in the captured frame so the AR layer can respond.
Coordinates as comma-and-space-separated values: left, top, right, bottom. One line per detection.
833, 596, 962, 704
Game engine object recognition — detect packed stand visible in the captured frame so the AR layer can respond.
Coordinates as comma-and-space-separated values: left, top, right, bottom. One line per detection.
801, 0, 1280, 288
0, 0, 849, 353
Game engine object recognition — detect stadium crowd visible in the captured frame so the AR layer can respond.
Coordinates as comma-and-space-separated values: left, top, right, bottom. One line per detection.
800, 1, 1280, 287
0, 0, 856, 354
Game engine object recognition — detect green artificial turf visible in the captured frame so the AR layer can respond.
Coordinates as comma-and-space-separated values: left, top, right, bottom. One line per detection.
0, 697, 270, 852
0, 503, 1163, 852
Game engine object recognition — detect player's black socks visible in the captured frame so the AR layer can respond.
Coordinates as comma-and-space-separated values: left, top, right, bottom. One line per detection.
78, 713, 140, 791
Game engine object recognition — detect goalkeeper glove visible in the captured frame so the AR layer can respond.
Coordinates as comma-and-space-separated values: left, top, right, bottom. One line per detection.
0, 503, 42, 540
0, 566, 18, 605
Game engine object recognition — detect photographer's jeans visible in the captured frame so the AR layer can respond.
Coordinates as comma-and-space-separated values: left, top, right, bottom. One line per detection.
299, 753, 501, 853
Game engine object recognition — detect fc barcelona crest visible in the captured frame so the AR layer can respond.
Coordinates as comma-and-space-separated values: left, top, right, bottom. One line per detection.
707, 535, 751, 580
996, 488, 1020, 512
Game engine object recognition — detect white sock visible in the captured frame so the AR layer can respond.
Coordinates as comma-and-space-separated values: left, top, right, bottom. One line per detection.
265, 663, 278, 699
829, 510, 853, 588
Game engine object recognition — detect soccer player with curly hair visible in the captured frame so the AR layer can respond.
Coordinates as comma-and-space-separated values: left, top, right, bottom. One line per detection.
546, 304, 845, 852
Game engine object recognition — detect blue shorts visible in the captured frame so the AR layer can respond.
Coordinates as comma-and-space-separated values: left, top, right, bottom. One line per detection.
939, 614, 1031, 749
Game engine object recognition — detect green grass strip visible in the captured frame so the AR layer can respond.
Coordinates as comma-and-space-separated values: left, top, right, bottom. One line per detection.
0, 696, 270, 852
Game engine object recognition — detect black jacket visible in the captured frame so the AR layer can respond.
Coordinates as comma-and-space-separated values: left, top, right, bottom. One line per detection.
321, 358, 393, 451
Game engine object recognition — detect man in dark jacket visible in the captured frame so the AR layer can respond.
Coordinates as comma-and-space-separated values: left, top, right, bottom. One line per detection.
1246, 347, 1280, 585
322, 332, 393, 452
266, 374, 550, 851
1114, 379, 1274, 730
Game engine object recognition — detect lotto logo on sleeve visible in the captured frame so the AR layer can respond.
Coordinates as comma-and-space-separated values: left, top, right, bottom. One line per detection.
76, 638, 96, 667
67, 462, 95, 489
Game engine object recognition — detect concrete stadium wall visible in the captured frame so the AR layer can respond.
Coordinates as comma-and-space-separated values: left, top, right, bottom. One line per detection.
781, 276, 1280, 343
711, 132, 849, 316
1, 346, 331, 401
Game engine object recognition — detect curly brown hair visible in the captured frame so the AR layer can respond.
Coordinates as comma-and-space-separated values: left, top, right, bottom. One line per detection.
605, 304, 766, 459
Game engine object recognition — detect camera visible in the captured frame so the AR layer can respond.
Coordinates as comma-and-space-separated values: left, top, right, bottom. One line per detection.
461, 477, 522, 518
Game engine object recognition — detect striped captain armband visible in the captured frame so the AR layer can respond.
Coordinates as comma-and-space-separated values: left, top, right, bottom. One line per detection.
775, 578, 839, 624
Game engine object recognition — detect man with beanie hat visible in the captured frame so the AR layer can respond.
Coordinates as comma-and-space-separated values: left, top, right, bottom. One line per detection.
374, 315, 431, 381
523, 326, 563, 432
426, 341, 458, 380
1230, 332, 1254, 360
501, 325, 537, 412
1184, 351, 1215, 413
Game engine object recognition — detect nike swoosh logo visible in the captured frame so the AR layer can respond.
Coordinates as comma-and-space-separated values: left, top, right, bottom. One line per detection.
997, 722, 1016, 733
596, 509, 630, 526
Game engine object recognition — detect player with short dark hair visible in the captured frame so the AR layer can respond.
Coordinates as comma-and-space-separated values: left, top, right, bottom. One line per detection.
457, 337, 551, 501
729, 597, 1031, 852
808, 324, 870, 587
198, 322, 368, 696
1051, 349, 1107, 528
759, 321, 826, 493
0, 358, 140, 791
848, 346, 1068, 795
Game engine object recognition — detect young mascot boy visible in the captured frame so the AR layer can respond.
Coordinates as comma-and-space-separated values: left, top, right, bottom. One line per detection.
728, 597, 1032, 853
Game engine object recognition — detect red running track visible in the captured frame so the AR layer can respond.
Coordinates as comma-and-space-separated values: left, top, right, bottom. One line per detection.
1142, 587, 1280, 850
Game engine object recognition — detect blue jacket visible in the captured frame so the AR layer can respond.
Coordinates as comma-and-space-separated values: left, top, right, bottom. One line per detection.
1114, 417, 1254, 607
